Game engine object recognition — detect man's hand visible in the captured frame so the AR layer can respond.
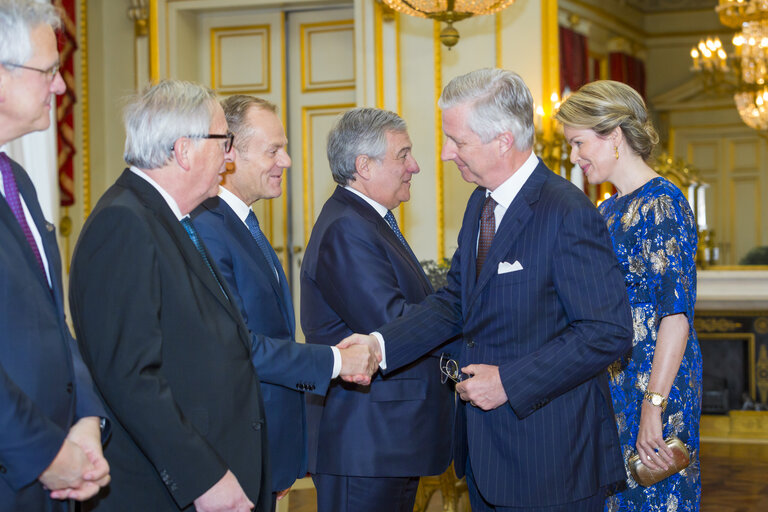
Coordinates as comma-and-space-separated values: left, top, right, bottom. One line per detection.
336, 334, 382, 385
337, 341, 379, 385
38, 439, 94, 499
194, 470, 254, 512
48, 416, 111, 501
455, 364, 508, 411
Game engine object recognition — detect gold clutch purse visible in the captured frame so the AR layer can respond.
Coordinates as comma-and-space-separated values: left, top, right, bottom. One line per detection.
628, 435, 691, 487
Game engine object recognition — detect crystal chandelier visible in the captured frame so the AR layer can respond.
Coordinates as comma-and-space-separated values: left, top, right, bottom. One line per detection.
690, 0, 768, 131
380, 0, 516, 48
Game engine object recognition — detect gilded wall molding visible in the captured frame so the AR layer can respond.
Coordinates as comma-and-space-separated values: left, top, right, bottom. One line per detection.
433, 20, 444, 261
300, 20, 355, 92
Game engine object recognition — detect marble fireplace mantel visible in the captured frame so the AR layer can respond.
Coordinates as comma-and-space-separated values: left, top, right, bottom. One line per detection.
697, 270, 768, 311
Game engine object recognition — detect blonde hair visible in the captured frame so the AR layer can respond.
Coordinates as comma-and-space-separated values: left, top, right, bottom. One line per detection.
555, 80, 659, 161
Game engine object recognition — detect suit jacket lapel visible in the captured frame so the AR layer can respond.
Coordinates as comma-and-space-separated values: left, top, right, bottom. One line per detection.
466, 163, 548, 311
461, 188, 485, 306
219, 201, 295, 336
118, 171, 237, 317
336, 187, 432, 295
2, 161, 55, 294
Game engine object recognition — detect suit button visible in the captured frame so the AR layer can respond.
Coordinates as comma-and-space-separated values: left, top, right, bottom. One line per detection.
0, 465, 6, 473
66, 382, 73, 394
466, 339, 475, 348
252, 421, 262, 431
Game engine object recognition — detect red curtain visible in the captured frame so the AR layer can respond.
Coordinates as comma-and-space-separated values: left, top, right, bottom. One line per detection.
609, 52, 646, 99
54, 0, 77, 207
559, 26, 588, 96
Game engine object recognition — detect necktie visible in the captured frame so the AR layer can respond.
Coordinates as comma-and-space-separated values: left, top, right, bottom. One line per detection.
476, 195, 496, 277
245, 211, 278, 281
180, 217, 228, 299
0, 152, 46, 278
384, 210, 409, 249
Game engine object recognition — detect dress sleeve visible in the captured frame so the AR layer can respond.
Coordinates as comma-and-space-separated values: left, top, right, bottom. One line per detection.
641, 189, 698, 320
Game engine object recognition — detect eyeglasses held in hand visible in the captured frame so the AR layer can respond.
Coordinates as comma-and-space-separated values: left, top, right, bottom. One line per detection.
440, 353, 464, 384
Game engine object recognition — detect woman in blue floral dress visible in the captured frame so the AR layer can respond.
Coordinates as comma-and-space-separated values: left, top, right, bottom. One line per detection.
556, 80, 702, 511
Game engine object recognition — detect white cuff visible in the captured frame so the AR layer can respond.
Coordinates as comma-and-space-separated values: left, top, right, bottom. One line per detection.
371, 332, 387, 370
330, 346, 341, 378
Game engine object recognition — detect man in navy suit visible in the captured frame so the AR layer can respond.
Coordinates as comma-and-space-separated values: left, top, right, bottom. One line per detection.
300, 108, 454, 512
0, 1, 109, 509
191, 95, 379, 510
342, 69, 633, 511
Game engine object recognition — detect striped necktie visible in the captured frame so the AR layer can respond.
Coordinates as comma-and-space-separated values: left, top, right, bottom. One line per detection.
476, 195, 496, 277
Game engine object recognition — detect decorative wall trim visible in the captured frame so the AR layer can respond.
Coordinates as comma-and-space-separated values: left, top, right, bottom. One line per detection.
301, 103, 355, 245
433, 20, 444, 261
300, 20, 355, 92
210, 25, 271, 94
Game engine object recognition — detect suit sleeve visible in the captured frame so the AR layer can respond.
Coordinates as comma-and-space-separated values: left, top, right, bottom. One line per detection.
16, 161, 107, 428
325, 217, 465, 370
196, 222, 334, 395
70, 208, 227, 507
499, 204, 633, 419
0, 364, 66, 489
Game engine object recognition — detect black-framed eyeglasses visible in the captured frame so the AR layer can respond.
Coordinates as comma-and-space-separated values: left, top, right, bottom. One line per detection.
439, 353, 464, 384
173, 132, 235, 153
1, 61, 60, 81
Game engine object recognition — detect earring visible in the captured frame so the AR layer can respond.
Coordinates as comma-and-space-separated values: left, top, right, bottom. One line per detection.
614, 146, 619, 160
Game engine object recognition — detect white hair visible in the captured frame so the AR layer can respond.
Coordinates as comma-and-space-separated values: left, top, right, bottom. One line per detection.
124, 80, 218, 169
0, 0, 60, 66
438, 68, 535, 151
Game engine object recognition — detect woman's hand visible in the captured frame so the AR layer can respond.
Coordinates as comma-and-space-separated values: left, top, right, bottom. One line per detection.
635, 400, 675, 471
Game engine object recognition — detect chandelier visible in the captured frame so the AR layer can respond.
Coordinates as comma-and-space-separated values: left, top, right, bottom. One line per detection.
380, 0, 516, 48
690, 0, 768, 131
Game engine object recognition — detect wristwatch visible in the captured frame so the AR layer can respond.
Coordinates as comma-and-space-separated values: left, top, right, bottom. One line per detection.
644, 389, 668, 411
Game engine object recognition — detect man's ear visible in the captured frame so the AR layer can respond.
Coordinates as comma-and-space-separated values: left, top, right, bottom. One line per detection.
355, 154, 371, 180
497, 131, 515, 156
172, 137, 192, 171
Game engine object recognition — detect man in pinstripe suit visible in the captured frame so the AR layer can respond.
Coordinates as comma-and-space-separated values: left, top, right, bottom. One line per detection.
341, 69, 633, 511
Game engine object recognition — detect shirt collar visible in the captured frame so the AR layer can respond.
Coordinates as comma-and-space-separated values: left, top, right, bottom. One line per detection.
344, 185, 388, 218
487, 151, 539, 208
129, 166, 184, 220
217, 186, 252, 223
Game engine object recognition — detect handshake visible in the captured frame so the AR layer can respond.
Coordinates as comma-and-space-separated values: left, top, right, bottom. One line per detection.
335, 333, 382, 386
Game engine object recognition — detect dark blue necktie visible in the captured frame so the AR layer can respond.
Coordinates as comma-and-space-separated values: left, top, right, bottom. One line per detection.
384, 210, 409, 249
245, 211, 278, 281
180, 217, 228, 300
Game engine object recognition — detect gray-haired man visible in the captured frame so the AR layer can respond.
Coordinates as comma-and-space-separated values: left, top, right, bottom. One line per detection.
70, 80, 270, 511
301, 107, 454, 512
0, 1, 109, 509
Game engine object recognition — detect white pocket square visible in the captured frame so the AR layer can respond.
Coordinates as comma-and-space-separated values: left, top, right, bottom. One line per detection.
498, 260, 523, 274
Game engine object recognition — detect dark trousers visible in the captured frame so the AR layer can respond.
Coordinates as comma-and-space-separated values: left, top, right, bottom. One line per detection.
312, 473, 420, 512
465, 457, 607, 512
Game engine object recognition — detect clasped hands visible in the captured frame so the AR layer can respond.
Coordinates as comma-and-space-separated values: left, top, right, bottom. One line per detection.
336, 334, 383, 385
39, 416, 110, 501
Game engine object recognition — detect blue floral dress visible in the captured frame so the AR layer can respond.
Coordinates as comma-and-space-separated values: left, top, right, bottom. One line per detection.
599, 177, 702, 512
